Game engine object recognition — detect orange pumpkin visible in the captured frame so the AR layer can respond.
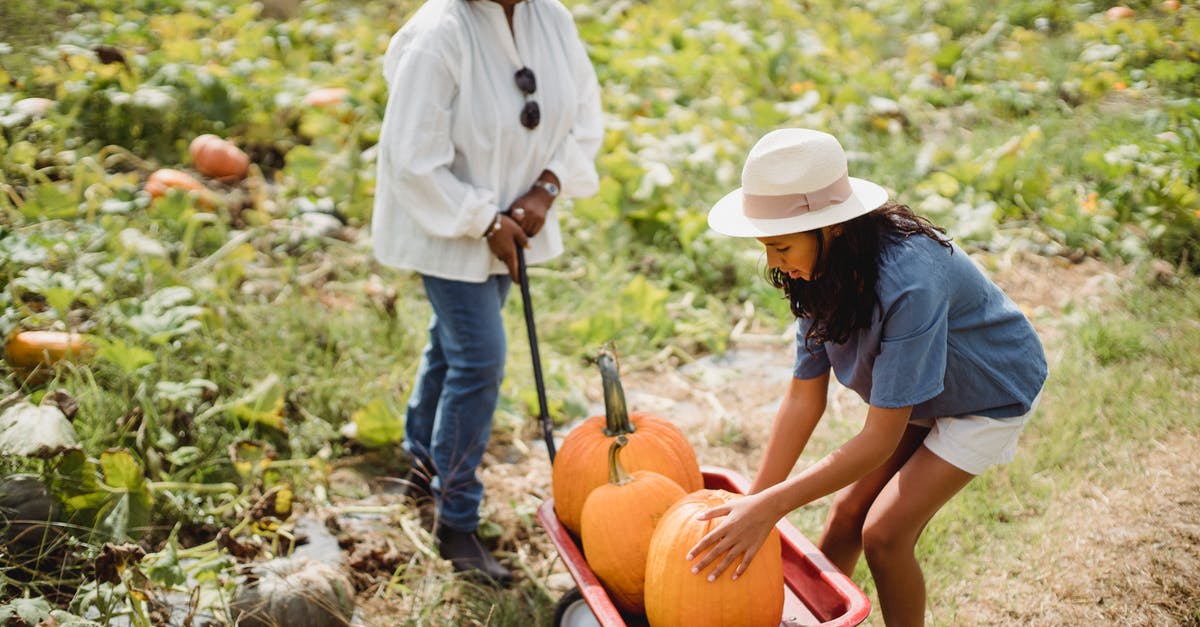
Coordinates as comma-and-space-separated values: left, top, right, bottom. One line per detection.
1105, 5, 1136, 19
581, 435, 686, 614
145, 168, 203, 198
644, 490, 784, 627
302, 87, 349, 108
552, 349, 702, 535
4, 331, 94, 373
189, 134, 249, 179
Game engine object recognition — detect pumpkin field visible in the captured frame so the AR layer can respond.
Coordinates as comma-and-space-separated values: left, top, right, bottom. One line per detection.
2, 0, 1199, 625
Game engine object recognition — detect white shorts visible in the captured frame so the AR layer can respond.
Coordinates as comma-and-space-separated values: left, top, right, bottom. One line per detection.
910, 394, 1041, 476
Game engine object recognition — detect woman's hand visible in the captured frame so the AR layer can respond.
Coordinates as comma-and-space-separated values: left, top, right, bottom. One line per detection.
486, 214, 528, 280
507, 183, 555, 237
685, 491, 782, 581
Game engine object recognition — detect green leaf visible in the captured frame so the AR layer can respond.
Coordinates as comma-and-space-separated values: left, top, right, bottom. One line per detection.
96, 449, 152, 541
0, 597, 52, 624
146, 538, 187, 587
227, 374, 286, 430
95, 337, 157, 375
348, 397, 405, 448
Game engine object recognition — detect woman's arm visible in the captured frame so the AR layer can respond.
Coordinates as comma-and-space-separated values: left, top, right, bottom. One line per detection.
749, 372, 830, 494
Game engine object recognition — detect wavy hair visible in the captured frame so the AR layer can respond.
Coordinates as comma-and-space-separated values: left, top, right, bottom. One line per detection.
768, 203, 952, 350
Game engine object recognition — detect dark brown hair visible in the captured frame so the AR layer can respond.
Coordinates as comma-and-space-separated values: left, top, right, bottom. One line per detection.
768, 203, 952, 349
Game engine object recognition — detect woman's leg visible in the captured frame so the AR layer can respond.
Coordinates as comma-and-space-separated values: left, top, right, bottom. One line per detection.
860, 445, 974, 626
403, 312, 448, 487
419, 273, 512, 533
818, 424, 929, 575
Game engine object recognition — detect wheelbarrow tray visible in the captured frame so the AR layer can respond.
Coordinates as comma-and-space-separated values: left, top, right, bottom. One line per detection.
537, 466, 871, 627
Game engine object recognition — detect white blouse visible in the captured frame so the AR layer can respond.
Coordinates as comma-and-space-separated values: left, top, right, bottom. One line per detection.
371, 0, 603, 282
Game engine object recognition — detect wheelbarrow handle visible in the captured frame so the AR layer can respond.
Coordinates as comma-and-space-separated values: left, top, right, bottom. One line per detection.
515, 246, 557, 463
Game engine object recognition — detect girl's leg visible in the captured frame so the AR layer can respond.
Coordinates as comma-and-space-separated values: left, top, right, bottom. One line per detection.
861, 445, 974, 627
818, 424, 929, 575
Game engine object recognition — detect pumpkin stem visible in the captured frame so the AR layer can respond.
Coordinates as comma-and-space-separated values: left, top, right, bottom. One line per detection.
607, 435, 634, 485
598, 349, 636, 437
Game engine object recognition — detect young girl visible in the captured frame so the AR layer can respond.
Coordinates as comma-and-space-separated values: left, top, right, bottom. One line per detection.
686, 129, 1047, 625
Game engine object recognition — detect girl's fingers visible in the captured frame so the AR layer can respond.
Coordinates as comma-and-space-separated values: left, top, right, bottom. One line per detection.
695, 505, 730, 521
707, 549, 740, 581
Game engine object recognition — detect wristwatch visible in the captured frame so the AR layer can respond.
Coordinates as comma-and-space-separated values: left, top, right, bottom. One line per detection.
533, 179, 560, 198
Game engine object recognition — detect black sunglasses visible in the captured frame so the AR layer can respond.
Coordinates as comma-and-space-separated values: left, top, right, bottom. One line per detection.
515, 67, 540, 129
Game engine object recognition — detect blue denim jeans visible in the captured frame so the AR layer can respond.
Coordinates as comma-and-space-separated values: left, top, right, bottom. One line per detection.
404, 273, 512, 533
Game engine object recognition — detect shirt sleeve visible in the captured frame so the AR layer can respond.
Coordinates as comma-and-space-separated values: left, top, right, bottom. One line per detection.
793, 319, 832, 380
378, 46, 499, 240
544, 21, 603, 199
869, 281, 950, 408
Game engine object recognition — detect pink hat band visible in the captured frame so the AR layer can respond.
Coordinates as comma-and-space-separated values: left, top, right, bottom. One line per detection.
741, 171, 854, 219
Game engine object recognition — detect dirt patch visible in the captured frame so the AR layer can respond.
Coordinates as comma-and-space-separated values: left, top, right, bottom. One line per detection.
947, 433, 1200, 625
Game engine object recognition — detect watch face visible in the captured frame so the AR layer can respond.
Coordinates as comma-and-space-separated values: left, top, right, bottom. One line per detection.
539, 181, 559, 196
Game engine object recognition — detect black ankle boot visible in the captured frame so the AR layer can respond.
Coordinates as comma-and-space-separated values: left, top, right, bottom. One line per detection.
436, 527, 514, 586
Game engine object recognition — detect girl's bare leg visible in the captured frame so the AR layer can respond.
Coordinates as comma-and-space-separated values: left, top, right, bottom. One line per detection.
862, 445, 973, 626
817, 425, 929, 575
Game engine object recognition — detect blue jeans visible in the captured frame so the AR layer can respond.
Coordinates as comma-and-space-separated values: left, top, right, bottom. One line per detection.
404, 273, 512, 533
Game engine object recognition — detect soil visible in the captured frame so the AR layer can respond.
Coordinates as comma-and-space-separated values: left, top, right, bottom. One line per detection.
329, 251, 1200, 626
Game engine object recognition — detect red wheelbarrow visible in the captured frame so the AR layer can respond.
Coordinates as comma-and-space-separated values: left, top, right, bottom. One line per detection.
536, 466, 871, 627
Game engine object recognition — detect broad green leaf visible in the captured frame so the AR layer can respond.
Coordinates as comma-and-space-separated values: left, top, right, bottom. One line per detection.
0, 597, 52, 624
97, 449, 152, 541
95, 337, 156, 375
349, 397, 405, 448
146, 538, 186, 587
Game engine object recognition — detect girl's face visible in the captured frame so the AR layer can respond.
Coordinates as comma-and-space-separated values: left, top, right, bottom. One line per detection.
757, 228, 835, 280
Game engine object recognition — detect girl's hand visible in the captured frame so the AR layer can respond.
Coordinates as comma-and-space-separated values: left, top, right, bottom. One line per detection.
685, 491, 781, 581
486, 214, 528, 280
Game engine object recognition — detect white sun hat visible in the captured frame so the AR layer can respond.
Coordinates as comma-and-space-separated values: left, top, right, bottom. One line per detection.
708, 128, 890, 238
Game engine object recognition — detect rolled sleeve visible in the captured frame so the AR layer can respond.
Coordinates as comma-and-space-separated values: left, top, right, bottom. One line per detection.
869, 283, 949, 408
378, 47, 498, 240
793, 319, 832, 380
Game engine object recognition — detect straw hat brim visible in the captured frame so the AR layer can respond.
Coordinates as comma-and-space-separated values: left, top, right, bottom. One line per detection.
707, 177, 889, 238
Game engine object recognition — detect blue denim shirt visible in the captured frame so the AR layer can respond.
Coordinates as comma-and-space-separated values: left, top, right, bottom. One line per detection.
793, 234, 1048, 420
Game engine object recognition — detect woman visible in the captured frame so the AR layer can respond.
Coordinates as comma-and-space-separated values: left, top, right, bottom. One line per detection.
686, 128, 1047, 625
371, 0, 602, 584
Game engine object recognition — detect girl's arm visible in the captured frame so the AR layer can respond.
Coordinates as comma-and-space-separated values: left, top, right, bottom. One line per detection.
760, 402, 911, 514
688, 402, 912, 580
749, 373, 830, 494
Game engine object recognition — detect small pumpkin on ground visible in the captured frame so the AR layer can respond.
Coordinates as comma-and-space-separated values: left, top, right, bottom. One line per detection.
552, 349, 702, 535
4, 330, 94, 378
644, 489, 784, 627
580, 435, 686, 615
231, 556, 355, 627
189, 133, 250, 179
145, 168, 204, 198
302, 87, 350, 108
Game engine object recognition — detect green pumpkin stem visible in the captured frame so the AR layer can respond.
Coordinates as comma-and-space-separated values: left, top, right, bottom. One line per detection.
608, 435, 633, 485
598, 349, 636, 437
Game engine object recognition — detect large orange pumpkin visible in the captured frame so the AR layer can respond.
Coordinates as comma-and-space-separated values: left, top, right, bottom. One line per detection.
644, 489, 784, 627
580, 435, 686, 614
552, 349, 702, 535
189, 134, 249, 179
